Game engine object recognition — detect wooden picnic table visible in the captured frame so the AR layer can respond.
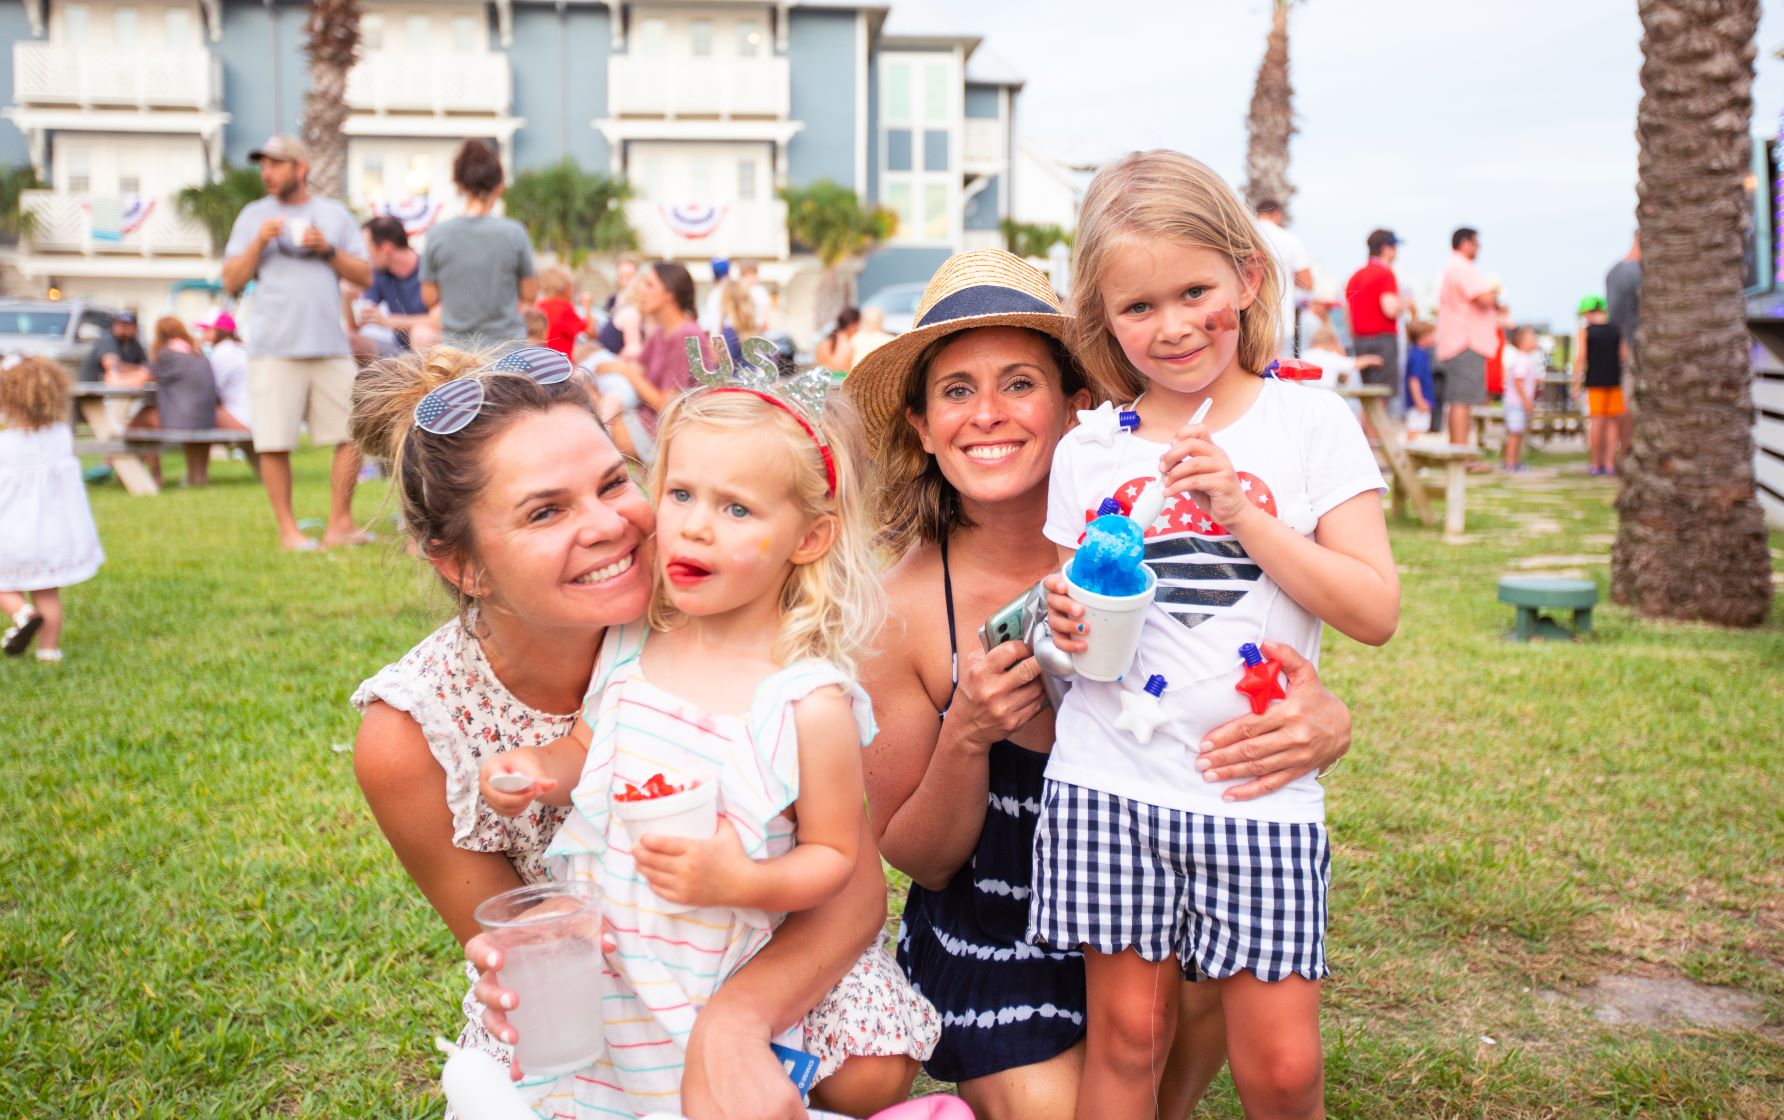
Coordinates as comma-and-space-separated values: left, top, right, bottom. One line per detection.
1338, 384, 1436, 526
71, 382, 160, 496
1394, 443, 1481, 540
70, 383, 255, 497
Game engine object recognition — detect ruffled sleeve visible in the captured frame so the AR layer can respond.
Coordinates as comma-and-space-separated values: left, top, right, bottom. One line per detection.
723, 659, 878, 859
351, 648, 493, 853
350, 620, 574, 878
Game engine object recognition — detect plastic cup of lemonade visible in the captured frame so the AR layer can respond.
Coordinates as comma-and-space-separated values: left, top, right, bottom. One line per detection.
473, 882, 606, 1077
610, 776, 718, 846
1061, 559, 1157, 683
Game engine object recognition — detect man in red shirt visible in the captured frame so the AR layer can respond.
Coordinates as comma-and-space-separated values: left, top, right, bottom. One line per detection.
1344, 229, 1405, 404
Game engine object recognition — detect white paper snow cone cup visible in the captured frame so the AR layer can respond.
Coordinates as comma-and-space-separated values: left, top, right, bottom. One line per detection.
1062, 559, 1157, 682
611, 779, 719, 845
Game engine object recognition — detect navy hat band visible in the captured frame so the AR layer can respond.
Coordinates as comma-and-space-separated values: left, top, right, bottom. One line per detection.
916, 284, 1061, 329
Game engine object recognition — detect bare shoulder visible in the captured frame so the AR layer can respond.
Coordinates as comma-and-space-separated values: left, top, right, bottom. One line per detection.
878, 543, 943, 650
353, 700, 442, 798
792, 684, 853, 724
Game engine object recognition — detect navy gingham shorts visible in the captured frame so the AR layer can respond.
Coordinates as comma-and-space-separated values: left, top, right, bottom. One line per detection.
1025, 780, 1330, 983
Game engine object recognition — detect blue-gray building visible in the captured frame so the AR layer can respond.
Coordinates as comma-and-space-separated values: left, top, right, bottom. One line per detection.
1, 0, 1021, 314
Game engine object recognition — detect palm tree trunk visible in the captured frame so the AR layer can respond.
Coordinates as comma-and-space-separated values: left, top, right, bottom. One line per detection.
301, 0, 362, 201
1243, 0, 1295, 220
1614, 0, 1771, 625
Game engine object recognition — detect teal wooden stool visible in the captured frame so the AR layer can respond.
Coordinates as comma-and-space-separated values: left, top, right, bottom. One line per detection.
1498, 576, 1598, 641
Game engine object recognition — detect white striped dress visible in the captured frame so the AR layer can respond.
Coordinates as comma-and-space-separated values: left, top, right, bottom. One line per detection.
522, 623, 878, 1119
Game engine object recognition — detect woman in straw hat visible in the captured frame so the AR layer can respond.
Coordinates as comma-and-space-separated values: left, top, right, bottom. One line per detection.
849, 249, 1354, 1118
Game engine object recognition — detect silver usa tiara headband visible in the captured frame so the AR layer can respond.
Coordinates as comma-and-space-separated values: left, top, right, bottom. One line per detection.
684, 334, 839, 495
684, 335, 834, 425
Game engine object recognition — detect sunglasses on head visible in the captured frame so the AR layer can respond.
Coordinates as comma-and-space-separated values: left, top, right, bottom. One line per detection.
413, 346, 576, 435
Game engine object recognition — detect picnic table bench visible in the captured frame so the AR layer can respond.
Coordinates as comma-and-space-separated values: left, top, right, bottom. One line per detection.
70, 382, 254, 496
1390, 442, 1481, 541
1338, 384, 1438, 526
1472, 401, 1586, 453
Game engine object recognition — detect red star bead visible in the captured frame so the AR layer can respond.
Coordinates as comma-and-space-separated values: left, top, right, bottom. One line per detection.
1234, 652, 1287, 715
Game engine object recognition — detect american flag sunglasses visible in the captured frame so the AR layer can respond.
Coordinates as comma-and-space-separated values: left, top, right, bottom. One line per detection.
412, 346, 577, 435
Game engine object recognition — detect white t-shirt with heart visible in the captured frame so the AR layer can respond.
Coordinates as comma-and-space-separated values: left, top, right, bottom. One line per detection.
1043, 377, 1384, 824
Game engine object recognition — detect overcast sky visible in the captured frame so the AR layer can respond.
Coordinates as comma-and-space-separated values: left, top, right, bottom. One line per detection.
969, 0, 1784, 331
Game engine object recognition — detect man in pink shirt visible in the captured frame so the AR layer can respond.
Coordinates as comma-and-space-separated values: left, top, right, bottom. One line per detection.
1434, 227, 1500, 445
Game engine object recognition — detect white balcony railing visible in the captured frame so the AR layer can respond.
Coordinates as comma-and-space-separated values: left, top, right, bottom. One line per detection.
21, 191, 212, 258
346, 51, 512, 116
12, 42, 221, 111
964, 118, 1006, 169
628, 198, 789, 263
610, 55, 790, 119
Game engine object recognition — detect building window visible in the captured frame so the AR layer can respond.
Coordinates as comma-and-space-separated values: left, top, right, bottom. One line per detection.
62, 3, 88, 43
886, 65, 911, 124
114, 5, 138, 44
639, 157, 664, 199
887, 130, 913, 173
361, 14, 383, 51
689, 159, 712, 202
690, 19, 713, 57
737, 19, 762, 57
738, 159, 756, 202
119, 172, 141, 196
885, 182, 914, 236
923, 62, 949, 125
362, 153, 385, 202
406, 14, 431, 53
881, 55, 955, 245
924, 184, 948, 240
67, 149, 90, 194
452, 15, 482, 53
406, 153, 433, 198
164, 7, 190, 47
924, 130, 949, 172
638, 18, 666, 57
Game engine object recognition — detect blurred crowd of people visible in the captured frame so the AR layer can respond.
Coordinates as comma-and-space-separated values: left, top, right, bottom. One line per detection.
1252, 202, 1642, 475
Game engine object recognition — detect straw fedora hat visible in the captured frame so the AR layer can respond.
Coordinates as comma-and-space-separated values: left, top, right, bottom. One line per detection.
845, 248, 1070, 449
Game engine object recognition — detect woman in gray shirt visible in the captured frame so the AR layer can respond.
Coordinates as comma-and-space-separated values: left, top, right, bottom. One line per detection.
421, 140, 537, 348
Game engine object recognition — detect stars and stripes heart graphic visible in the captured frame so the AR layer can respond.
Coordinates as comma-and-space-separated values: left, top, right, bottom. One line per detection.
1084, 474, 1280, 629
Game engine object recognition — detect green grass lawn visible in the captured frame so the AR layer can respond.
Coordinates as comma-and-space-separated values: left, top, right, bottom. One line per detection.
3, 444, 1781, 1118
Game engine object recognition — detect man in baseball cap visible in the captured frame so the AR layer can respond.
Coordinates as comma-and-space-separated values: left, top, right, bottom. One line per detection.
248, 133, 311, 166
222, 134, 374, 550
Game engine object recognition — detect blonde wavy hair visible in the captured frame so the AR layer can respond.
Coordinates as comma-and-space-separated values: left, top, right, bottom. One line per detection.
647, 388, 883, 678
0, 355, 72, 430
1069, 150, 1282, 402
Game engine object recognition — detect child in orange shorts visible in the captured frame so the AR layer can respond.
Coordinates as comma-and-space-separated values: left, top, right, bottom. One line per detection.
1572, 296, 1624, 476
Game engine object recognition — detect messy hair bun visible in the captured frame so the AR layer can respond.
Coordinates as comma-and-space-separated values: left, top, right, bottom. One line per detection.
348, 345, 606, 617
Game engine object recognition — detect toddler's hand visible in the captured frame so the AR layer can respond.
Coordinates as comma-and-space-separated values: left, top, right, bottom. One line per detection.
1043, 571, 1088, 654
633, 818, 751, 908
479, 753, 557, 818
1160, 422, 1253, 529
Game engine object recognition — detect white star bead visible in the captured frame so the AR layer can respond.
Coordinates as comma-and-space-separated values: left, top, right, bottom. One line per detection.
1128, 479, 1166, 528
1075, 401, 1126, 446
1281, 496, 1318, 535
1113, 687, 1171, 745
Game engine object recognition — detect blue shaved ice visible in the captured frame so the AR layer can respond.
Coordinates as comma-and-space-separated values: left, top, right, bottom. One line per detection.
1071, 514, 1149, 596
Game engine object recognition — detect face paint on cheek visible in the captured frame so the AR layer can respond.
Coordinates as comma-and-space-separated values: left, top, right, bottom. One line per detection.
758, 537, 773, 554
1205, 307, 1240, 334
